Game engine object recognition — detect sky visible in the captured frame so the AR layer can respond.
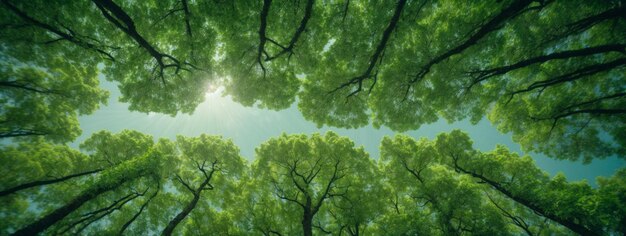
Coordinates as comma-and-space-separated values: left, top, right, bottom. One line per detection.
74, 77, 625, 184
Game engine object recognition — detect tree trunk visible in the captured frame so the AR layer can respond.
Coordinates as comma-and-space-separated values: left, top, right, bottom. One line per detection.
302, 196, 313, 236
160, 192, 201, 236
454, 164, 601, 236
11, 153, 154, 236
161, 175, 212, 236
302, 213, 313, 236
11, 170, 142, 236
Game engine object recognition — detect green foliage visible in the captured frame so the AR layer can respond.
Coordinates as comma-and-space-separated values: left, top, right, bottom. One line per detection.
0, 61, 108, 143
380, 135, 512, 235
1, 130, 624, 235
380, 130, 625, 235
250, 132, 380, 235
0, 0, 623, 234
79, 130, 155, 166
0, 140, 92, 231
1, 0, 622, 160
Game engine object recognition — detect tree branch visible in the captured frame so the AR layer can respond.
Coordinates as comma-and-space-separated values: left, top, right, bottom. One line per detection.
1, 0, 115, 61
508, 57, 626, 99
485, 192, 534, 236
405, 0, 540, 99
451, 158, 601, 236
467, 44, 626, 90
0, 169, 103, 197
119, 186, 160, 234
181, 0, 192, 37
329, 0, 409, 97
175, 174, 195, 194
59, 189, 145, 235
265, 0, 315, 62
544, 6, 626, 45
0, 129, 47, 139
256, 0, 272, 78
92, 0, 192, 83
313, 160, 342, 214
0, 80, 67, 96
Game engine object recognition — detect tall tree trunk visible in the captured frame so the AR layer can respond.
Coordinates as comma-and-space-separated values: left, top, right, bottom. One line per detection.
452, 164, 601, 236
11, 156, 153, 236
11, 174, 142, 236
161, 170, 213, 236
302, 196, 313, 236
160, 192, 202, 236
302, 213, 313, 236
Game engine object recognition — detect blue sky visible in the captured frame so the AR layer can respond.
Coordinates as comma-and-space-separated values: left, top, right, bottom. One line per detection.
75, 78, 625, 184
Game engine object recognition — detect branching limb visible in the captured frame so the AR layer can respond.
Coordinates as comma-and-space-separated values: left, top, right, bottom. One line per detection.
485, 191, 535, 236
256, 0, 272, 78
119, 186, 160, 234
466, 44, 626, 90
542, 6, 626, 45
313, 160, 343, 214
329, 0, 409, 97
59, 189, 147, 235
265, 0, 315, 61
507, 58, 626, 100
92, 0, 197, 83
175, 174, 195, 194
0, 80, 67, 96
1, 0, 116, 61
450, 156, 601, 236
0, 129, 47, 138
181, 0, 192, 37
404, 0, 542, 100
272, 179, 306, 208
0, 169, 103, 197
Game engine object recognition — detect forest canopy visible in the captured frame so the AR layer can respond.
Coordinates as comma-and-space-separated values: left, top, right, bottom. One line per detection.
1, 0, 625, 235
1, 130, 625, 235
0, 0, 624, 161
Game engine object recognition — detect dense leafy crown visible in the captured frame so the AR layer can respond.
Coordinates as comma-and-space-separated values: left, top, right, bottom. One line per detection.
1, 0, 624, 235
1, 130, 624, 235
1, 0, 624, 161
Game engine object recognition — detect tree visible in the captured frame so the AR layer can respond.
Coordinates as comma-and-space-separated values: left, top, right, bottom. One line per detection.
252, 132, 379, 236
596, 168, 626, 234
0, 58, 108, 143
11, 147, 162, 235
90, 0, 215, 114
0, 140, 100, 198
0, 0, 110, 143
379, 130, 626, 235
1, 129, 623, 234
2, 0, 622, 161
161, 134, 245, 235
0, 140, 100, 232
0, 0, 213, 116
1, 0, 623, 228
298, 0, 625, 161
434, 130, 616, 235
379, 135, 512, 235
1, 130, 158, 235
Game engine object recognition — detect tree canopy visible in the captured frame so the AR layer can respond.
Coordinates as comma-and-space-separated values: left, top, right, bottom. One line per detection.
1, 0, 624, 235
1, 130, 625, 235
1, 0, 623, 161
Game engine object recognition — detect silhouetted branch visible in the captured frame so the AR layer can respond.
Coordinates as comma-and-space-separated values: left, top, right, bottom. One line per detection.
508, 58, 626, 100
1, 0, 116, 61
404, 0, 542, 100
467, 44, 626, 90
330, 0, 409, 97
0, 169, 103, 197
